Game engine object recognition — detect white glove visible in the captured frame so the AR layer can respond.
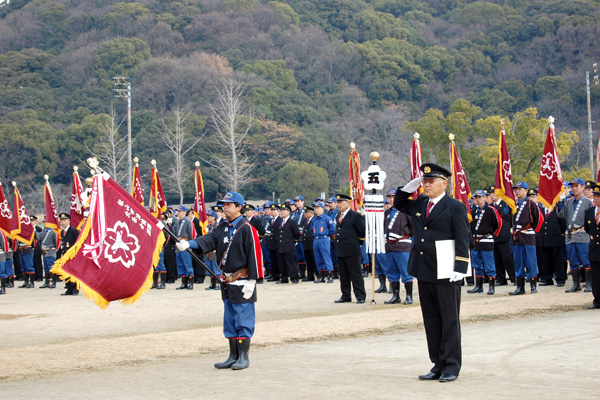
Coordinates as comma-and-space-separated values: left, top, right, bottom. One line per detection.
449, 271, 466, 282
402, 177, 422, 193
176, 241, 190, 251
242, 280, 256, 299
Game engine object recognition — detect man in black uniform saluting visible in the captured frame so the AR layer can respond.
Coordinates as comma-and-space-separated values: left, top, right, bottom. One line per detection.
394, 163, 471, 382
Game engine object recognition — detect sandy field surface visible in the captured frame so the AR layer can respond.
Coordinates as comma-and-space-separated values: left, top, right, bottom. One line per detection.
1, 275, 598, 399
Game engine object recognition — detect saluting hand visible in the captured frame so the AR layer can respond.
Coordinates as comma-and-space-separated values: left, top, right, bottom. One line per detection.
402, 177, 422, 193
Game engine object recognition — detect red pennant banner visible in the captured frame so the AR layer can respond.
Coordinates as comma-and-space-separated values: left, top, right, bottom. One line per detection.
0, 181, 12, 236
52, 173, 166, 309
10, 184, 34, 245
538, 123, 565, 210
410, 133, 424, 199
44, 180, 60, 235
449, 138, 472, 222
70, 169, 86, 229
494, 129, 516, 214
131, 163, 144, 206
149, 166, 167, 220
193, 166, 208, 235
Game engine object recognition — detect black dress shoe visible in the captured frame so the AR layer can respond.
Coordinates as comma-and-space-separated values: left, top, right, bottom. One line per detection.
276, 280, 289, 284
418, 372, 440, 381
61, 291, 73, 296
539, 281, 553, 286
439, 373, 457, 382
557, 282, 565, 287
356, 299, 365, 304
587, 303, 600, 309
334, 298, 351, 303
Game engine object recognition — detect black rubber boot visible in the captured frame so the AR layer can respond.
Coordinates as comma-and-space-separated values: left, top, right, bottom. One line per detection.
7, 277, 14, 288
362, 265, 369, 277
584, 269, 592, 293
374, 274, 387, 293
530, 277, 537, 294
384, 281, 401, 304
565, 269, 581, 293
487, 278, 495, 295
509, 278, 526, 295
205, 277, 216, 290
0, 278, 6, 295
231, 338, 251, 370
467, 277, 484, 293
214, 338, 239, 369
176, 276, 187, 290
26, 273, 34, 288
403, 281, 413, 304
187, 276, 194, 290
50, 273, 57, 288
158, 272, 166, 289
332, 267, 339, 280
39, 276, 50, 288
314, 270, 324, 283
151, 272, 158, 289
18, 274, 28, 288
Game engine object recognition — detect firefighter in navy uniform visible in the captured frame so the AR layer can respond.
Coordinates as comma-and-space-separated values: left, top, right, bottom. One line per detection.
177, 191, 263, 370
489, 185, 516, 286
57, 213, 80, 296
583, 184, 600, 309
275, 204, 301, 284
534, 189, 567, 287
300, 206, 318, 281
468, 190, 501, 295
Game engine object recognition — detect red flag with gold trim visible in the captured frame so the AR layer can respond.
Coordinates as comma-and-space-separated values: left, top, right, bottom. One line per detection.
70, 168, 86, 229
44, 177, 60, 235
449, 136, 472, 222
349, 143, 364, 211
410, 133, 424, 199
538, 119, 565, 210
131, 161, 144, 206
0, 180, 12, 237
494, 128, 517, 214
193, 163, 208, 235
10, 183, 34, 245
596, 131, 600, 182
149, 164, 167, 219
52, 173, 166, 309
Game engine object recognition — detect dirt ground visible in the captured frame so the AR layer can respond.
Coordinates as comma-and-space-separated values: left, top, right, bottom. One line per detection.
1, 275, 598, 399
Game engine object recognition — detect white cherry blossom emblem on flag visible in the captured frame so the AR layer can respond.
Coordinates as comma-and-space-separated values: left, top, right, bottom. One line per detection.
104, 221, 140, 268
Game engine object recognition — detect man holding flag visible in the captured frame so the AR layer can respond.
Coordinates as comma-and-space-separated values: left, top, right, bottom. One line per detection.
11, 182, 36, 288
176, 191, 263, 370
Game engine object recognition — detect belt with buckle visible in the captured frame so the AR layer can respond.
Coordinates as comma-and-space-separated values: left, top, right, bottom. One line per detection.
223, 268, 248, 283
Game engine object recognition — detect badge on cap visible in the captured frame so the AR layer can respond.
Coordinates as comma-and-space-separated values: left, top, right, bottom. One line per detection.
424, 166, 431, 173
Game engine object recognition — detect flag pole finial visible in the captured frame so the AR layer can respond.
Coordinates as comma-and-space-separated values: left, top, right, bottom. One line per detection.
44, 175, 49, 180
73, 166, 78, 172
500, 118, 506, 130
12, 181, 16, 187
133, 157, 139, 164
86, 157, 102, 175
448, 133, 455, 141
195, 161, 200, 168
414, 132, 420, 140
151, 159, 156, 167
370, 152, 380, 162
350, 142, 356, 149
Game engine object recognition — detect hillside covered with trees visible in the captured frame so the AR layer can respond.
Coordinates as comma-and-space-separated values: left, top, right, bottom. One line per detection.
0, 0, 599, 211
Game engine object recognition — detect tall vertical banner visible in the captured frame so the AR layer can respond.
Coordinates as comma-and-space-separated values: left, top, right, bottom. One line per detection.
538, 117, 565, 210
193, 162, 208, 235
0, 180, 12, 237
131, 159, 144, 206
494, 127, 517, 214
410, 132, 424, 199
70, 167, 86, 229
44, 176, 60, 235
349, 143, 364, 212
596, 131, 600, 183
449, 135, 473, 222
52, 172, 166, 309
148, 161, 167, 219
10, 182, 34, 245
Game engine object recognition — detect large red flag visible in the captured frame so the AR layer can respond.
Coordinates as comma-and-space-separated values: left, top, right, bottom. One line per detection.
494, 128, 517, 214
52, 173, 166, 309
148, 161, 167, 219
449, 135, 472, 222
10, 182, 35, 245
410, 132, 424, 199
349, 143, 364, 211
70, 167, 86, 229
193, 162, 208, 235
44, 176, 60, 235
131, 160, 144, 206
0, 180, 12, 237
538, 118, 565, 210
596, 130, 600, 183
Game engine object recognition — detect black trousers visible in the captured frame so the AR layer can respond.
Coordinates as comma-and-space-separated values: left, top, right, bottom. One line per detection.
591, 262, 600, 307
277, 251, 298, 282
164, 245, 177, 282
337, 255, 365, 301
417, 280, 462, 376
494, 241, 515, 284
303, 247, 317, 279
270, 249, 280, 279
538, 246, 565, 284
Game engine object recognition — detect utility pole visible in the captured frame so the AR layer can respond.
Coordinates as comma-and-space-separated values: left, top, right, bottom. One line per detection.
112, 76, 132, 192
587, 63, 599, 178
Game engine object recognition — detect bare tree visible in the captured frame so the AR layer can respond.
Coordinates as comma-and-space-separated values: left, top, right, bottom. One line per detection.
87, 105, 128, 186
159, 106, 203, 204
205, 79, 255, 192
